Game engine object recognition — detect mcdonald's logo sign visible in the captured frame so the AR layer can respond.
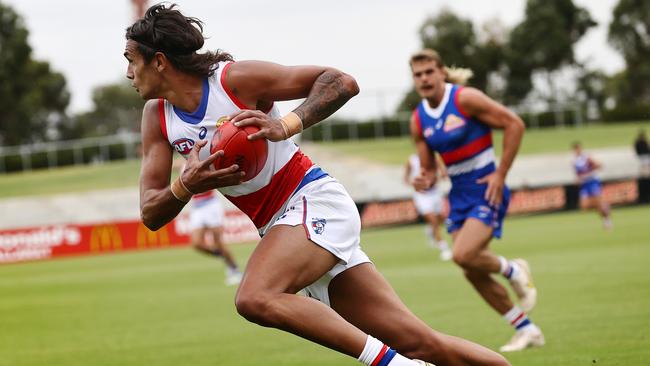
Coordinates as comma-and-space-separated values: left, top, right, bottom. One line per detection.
137, 223, 170, 248
90, 225, 123, 252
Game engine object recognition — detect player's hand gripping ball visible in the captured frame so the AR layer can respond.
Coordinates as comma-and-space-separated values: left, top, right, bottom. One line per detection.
210, 120, 268, 182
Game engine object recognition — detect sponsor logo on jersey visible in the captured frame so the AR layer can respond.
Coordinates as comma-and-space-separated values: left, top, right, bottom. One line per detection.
424, 126, 434, 138
311, 218, 327, 235
199, 126, 208, 139
443, 114, 465, 132
172, 138, 195, 154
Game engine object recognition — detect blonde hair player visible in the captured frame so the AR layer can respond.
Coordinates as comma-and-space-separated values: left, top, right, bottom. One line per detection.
408, 49, 545, 352
125, 5, 511, 365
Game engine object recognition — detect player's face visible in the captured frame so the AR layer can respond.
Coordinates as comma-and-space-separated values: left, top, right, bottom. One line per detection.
411, 60, 446, 100
123, 40, 161, 100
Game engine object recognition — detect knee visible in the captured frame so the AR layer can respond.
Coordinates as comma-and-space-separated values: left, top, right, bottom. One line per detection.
234, 290, 275, 326
452, 248, 476, 269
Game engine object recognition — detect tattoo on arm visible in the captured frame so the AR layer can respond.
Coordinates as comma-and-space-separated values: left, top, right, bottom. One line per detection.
293, 70, 358, 128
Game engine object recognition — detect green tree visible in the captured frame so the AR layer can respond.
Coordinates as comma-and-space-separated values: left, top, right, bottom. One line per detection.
608, 0, 650, 106
0, 2, 69, 145
504, 0, 596, 104
63, 82, 145, 139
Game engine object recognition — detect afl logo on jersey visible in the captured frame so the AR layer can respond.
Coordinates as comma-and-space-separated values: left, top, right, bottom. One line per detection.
199, 127, 207, 139
172, 138, 195, 154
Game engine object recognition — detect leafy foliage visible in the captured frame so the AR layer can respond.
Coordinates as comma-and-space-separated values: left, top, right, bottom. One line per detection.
608, 0, 650, 106
62, 83, 145, 139
504, 0, 596, 103
0, 3, 69, 145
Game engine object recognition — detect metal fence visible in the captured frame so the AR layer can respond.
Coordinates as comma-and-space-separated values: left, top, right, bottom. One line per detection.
0, 133, 141, 173
0, 102, 585, 173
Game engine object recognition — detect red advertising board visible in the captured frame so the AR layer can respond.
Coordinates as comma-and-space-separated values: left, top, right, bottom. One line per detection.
0, 210, 259, 264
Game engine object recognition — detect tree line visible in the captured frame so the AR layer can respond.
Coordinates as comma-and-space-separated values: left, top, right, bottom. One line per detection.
1, 0, 648, 146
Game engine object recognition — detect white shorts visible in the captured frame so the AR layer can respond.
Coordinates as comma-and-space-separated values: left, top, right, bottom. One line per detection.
189, 197, 225, 230
263, 175, 371, 306
413, 187, 444, 215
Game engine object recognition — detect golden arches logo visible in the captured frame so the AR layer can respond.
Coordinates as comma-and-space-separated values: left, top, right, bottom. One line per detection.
136, 224, 170, 248
90, 225, 123, 252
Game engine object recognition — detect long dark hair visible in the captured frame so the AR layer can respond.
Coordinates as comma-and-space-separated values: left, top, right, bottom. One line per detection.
125, 3, 232, 78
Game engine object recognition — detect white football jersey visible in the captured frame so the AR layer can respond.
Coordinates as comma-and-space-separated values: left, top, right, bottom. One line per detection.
159, 61, 314, 228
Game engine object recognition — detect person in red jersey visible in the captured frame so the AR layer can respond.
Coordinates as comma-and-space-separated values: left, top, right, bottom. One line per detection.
124, 4, 509, 365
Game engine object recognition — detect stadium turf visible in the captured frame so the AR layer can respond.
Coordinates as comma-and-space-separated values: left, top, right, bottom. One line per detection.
1, 205, 649, 365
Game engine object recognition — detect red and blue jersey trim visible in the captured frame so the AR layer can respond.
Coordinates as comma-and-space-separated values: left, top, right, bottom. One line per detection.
220, 62, 275, 114
226, 151, 313, 228
440, 132, 492, 165
158, 98, 168, 140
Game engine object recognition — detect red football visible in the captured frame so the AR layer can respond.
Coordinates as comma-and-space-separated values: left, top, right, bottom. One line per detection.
210, 121, 268, 182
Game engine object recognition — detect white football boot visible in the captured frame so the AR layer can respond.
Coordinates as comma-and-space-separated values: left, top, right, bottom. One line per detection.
509, 258, 537, 312
499, 325, 545, 352
225, 268, 242, 286
439, 248, 453, 261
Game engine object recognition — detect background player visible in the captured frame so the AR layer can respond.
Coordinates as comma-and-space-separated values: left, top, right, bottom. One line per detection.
409, 49, 544, 352
404, 153, 452, 261
125, 5, 510, 366
175, 160, 243, 285
572, 142, 612, 230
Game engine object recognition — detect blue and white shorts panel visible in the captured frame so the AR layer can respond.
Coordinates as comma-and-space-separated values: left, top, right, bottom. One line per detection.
580, 179, 602, 198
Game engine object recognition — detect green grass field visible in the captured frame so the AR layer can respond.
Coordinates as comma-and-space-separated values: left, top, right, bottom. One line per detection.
1, 206, 649, 366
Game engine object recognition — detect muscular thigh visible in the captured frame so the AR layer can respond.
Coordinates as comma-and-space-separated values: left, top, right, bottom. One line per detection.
452, 218, 493, 257
191, 227, 206, 245
239, 224, 340, 295
328, 263, 433, 347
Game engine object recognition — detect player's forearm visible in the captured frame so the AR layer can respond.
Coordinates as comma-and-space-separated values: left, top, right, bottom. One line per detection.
496, 118, 525, 178
293, 69, 359, 129
140, 188, 186, 231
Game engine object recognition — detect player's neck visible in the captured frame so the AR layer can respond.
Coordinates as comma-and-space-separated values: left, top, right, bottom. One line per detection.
164, 74, 205, 113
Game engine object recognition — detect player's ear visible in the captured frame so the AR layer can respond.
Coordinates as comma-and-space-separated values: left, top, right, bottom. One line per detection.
154, 52, 167, 72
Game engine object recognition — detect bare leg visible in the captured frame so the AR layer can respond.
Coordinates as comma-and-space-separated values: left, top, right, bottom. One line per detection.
192, 227, 219, 256
593, 196, 610, 219
451, 219, 514, 315
209, 227, 239, 269
329, 264, 509, 366
423, 213, 443, 243
234, 225, 368, 357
